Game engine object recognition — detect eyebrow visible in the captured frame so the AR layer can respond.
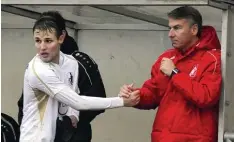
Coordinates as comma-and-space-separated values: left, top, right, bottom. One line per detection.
169, 24, 182, 29
173, 24, 181, 27
34, 37, 52, 39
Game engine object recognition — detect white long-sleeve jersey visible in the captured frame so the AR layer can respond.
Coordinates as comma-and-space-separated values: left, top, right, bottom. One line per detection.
20, 52, 123, 142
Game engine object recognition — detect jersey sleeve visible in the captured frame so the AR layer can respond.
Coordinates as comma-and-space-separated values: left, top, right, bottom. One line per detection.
28, 61, 124, 110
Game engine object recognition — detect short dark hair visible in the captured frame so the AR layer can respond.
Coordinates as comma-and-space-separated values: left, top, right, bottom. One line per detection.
41, 11, 66, 31
33, 16, 62, 38
167, 6, 203, 37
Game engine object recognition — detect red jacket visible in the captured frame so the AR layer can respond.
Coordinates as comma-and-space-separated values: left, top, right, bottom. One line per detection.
137, 26, 222, 142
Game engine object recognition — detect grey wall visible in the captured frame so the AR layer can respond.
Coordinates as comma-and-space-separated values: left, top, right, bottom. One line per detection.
1, 29, 36, 118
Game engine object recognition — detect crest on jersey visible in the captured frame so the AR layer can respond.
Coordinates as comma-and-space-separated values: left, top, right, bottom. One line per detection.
189, 64, 199, 77
68, 72, 73, 85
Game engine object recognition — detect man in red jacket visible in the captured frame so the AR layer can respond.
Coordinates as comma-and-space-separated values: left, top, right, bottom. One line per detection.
119, 6, 222, 142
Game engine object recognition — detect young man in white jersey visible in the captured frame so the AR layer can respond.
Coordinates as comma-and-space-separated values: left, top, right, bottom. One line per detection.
20, 15, 140, 142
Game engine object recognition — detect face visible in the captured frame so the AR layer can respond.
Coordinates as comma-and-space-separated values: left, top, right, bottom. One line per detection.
33, 29, 65, 63
168, 17, 198, 49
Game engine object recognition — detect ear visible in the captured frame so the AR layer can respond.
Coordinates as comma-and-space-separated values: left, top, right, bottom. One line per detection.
58, 30, 66, 44
191, 24, 198, 36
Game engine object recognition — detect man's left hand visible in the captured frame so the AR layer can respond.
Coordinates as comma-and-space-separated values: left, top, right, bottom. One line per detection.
160, 57, 176, 76
69, 115, 78, 128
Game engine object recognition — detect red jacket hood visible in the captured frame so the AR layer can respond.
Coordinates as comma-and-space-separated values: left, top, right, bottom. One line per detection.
197, 26, 221, 50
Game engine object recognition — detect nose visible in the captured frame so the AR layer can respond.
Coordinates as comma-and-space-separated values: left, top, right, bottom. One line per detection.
40, 42, 47, 51
168, 28, 175, 38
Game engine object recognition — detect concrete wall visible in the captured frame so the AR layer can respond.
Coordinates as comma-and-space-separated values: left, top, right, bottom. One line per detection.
1, 29, 36, 119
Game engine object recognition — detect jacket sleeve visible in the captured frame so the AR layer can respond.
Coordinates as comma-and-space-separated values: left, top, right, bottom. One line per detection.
135, 59, 168, 110
171, 51, 222, 108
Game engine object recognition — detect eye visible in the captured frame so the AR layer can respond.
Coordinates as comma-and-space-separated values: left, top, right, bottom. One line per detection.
174, 26, 179, 30
174, 26, 182, 31
35, 39, 41, 43
45, 39, 53, 43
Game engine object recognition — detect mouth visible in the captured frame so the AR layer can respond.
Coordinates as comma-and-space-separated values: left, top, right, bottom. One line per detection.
171, 39, 177, 43
40, 53, 49, 58
171, 40, 178, 46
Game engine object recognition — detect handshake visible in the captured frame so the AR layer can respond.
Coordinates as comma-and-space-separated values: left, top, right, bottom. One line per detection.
119, 84, 140, 107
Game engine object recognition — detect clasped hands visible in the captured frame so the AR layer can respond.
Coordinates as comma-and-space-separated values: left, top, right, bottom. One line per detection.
119, 84, 140, 107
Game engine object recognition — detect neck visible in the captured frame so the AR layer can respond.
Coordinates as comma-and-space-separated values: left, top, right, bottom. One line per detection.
181, 37, 199, 52
52, 53, 60, 64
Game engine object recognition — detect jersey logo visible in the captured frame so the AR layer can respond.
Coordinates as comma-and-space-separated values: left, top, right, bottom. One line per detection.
189, 64, 198, 77
68, 72, 73, 86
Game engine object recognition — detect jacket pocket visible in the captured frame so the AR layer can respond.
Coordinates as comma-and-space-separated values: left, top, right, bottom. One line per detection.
170, 99, 201, 136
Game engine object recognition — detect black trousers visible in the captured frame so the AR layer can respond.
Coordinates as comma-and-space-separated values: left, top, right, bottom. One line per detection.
55, 118, 92, 142
70, 123, 92, 142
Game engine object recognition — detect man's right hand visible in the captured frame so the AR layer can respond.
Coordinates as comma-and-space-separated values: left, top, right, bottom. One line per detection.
119, 84, 140, 107
123, 90, 140, 107
119, 84, 134, 98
